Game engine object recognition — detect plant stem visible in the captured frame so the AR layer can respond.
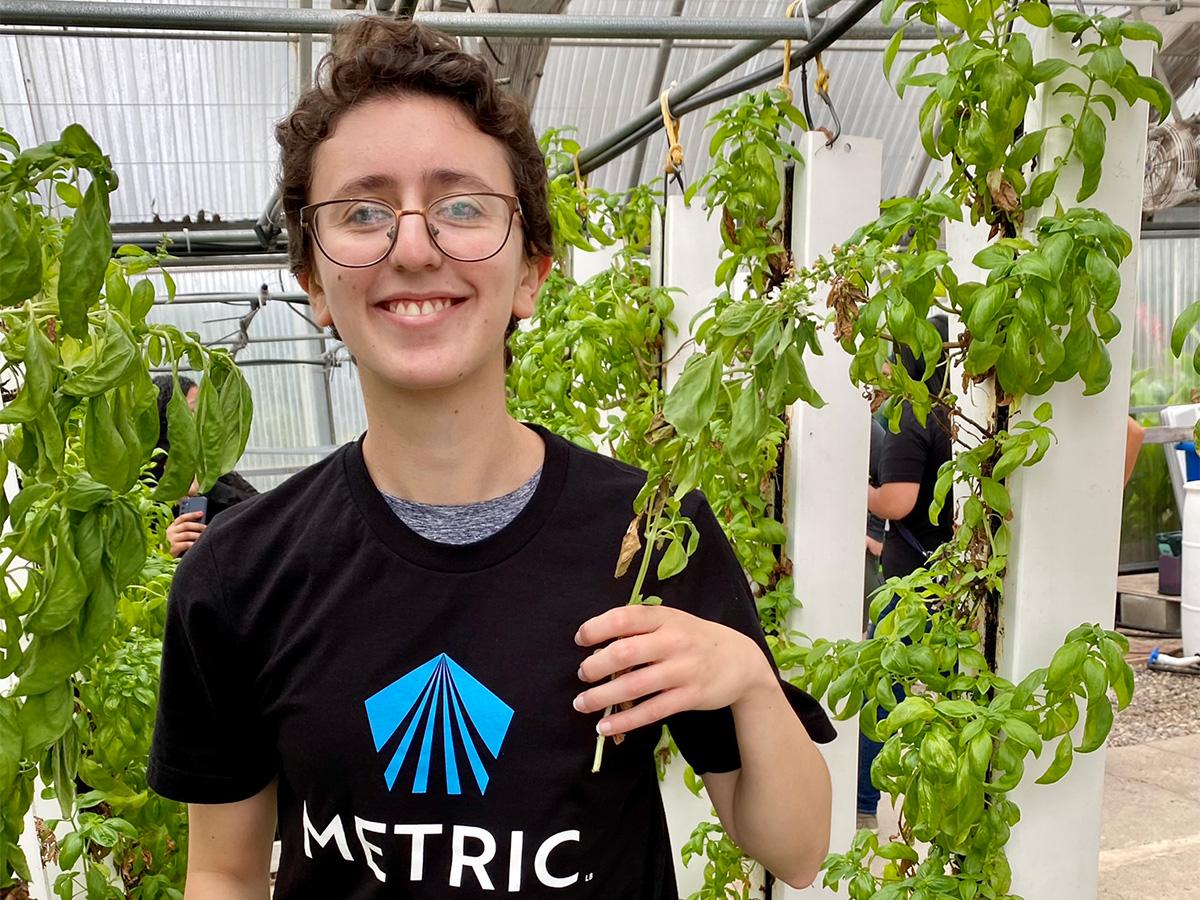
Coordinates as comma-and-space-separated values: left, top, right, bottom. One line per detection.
592, 501, 665, 774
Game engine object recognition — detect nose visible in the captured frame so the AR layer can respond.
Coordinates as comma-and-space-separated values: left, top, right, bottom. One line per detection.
385, 209, 442, 271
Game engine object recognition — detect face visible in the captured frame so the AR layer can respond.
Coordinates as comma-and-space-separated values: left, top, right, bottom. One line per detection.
299, 94, 550, 394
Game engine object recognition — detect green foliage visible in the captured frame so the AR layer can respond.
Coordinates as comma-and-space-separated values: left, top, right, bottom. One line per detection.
0, 126, 251, 893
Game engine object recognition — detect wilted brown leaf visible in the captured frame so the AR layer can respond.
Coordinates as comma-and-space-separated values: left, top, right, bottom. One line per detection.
614, 516, 642, 578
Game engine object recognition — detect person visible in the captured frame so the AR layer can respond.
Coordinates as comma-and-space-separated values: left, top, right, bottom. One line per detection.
1123, 415, 1146, 487
147, 18, 833, 898
857, 316, 953, 831
151, 374, 258, 557
864, 415, 887, 632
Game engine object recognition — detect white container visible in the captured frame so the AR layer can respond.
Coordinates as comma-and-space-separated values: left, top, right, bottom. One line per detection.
1180, 482, 1200, 656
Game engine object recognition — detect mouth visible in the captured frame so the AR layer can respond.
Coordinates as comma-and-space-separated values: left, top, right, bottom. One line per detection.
374, 295, 467, 320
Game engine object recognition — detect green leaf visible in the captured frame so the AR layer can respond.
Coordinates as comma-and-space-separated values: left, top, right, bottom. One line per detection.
1036, 734, 1074, 784
1170, 302, 1200, 359
657, 539, 687, 581
1031, 58, 1071, 85
1085, 45, 1125, 85
1016, 1, 1052, 27
1009, 129, 1046, 168
1075, 107, 1105, 202
1034, 401, 1053, 423
664, 352, 723, 440
934, 699, 977, 718
980, 477, 1011, 516
1026, 168, 1059, 207
0, 315, 56, 425
1079, 696, 1114, 752
19, 681, 73, 757
967, 283, 1007, 338
82, 393, 131, 491
881, 0, 903, 25
1046, 640, 1088, 691
1123, 73, 1175, 124
0, 199, 43, 306
26, 514, 89, 635
1119, 19, 1162, 46
883, 26, 906, 81
60, 312, 137, 397
57, 179, 112, 340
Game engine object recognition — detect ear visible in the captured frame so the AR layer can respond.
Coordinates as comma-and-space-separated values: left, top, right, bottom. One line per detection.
513, 255, 552, 321
298, 269, 334, 328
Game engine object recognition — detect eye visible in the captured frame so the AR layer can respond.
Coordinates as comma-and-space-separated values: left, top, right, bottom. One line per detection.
433, 196, 485, 223
343, 202, 392, 227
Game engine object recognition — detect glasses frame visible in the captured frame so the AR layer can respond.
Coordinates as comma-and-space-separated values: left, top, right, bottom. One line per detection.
300, 191, 523, 267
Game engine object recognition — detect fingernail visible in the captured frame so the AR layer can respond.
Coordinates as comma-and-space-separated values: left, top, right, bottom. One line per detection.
573, 695, 585, 712
576, 666, 585, 681
597, 720, 611, 735
574, 630, 583, 646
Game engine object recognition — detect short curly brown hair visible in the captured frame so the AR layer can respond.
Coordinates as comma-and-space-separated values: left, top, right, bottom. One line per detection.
274, 16, 553, 280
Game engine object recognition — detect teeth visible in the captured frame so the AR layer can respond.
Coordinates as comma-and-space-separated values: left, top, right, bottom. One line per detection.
385, 299, 452, 317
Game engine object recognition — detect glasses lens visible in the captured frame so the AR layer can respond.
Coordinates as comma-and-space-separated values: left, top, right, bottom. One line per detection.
312, 200, 395, 266
427, 194, 513, 261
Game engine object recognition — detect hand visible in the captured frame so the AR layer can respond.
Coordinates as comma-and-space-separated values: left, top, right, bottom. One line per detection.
167, 511, 206, 558
573, 605, 776, 739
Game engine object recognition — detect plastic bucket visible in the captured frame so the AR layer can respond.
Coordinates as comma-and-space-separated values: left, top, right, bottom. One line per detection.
1181, 483, 1200, 656
1177, 442, 1200, 482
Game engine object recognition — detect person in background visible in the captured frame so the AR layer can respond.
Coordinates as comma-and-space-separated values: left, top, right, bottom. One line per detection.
864, 416, 887, 632
151, 375, 258, 558
1124, 416, 1146, 487
858, 315, 953, 831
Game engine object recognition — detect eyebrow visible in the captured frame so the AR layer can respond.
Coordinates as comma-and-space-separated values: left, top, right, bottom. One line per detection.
331, 168, 497, 199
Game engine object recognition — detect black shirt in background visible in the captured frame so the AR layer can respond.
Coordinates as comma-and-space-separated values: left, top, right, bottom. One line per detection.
878, 404, 953, 578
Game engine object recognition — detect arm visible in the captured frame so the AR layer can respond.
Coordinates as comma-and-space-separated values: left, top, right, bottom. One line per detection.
1123, 417, 1145, 487
867, 482, 919, 521
574, 608, 832, 889
185, 779, 277, 899
702, 673, 832, 888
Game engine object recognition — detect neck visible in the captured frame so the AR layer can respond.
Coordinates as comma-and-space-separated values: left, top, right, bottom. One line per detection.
358, 363, 543, 505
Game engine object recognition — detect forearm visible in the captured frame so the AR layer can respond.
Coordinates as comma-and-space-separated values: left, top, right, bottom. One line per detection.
726, 675, 832, 888
184, 871, 271, 900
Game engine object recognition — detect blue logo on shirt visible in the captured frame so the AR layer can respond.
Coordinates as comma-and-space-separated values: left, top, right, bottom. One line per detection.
364, 654, 514, 796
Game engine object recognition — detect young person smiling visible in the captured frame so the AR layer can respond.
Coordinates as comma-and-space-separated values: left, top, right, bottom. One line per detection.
148, 17, 833, 899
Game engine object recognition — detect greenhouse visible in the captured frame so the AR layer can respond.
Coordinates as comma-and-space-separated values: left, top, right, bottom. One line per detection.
0, 0, 1198, 897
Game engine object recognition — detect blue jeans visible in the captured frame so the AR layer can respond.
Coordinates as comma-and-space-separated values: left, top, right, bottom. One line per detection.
857, 592, 902, 816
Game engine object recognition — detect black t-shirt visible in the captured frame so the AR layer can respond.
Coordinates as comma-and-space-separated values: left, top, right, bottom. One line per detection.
148, 424, 831, 899
878, 404, 953, 578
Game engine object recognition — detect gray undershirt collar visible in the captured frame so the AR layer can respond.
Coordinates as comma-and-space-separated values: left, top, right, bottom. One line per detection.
381, 467, 543, 545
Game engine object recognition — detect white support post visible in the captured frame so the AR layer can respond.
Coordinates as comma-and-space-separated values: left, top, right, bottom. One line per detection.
997, 35, 1152, 898
944, 213, 997, 500
779, 133, 882, 899
655, 193, 754, 896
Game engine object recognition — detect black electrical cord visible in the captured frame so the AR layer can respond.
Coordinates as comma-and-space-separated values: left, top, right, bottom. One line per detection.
800, 60, 815, 129
577, 0, 885, 177
464, 0, 506, 68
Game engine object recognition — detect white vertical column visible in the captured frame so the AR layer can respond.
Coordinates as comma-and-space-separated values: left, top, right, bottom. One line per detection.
944, 215, 997, 438
779, 133, 882, 899
655, 193, 750, 896
569, 242, 620, 284
998, 35, 1152, 899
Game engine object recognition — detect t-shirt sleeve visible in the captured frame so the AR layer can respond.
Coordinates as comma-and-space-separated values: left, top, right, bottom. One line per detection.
879, 405, 930, 486
658, 495, 834, 776
147, 539, 277, 804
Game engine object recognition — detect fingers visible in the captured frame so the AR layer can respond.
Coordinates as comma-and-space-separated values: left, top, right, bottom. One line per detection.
173, 511, 205, 524
595, 688, 692, 737
575, 605, 668, 648
578, 632, 664, 683
574, 660, 685, 719
168, 523, 206, 538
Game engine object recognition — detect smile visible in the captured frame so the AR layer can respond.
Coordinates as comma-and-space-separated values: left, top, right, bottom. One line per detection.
376, 297, 465, 319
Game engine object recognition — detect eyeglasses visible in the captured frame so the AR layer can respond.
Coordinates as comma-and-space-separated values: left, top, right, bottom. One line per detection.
300, 192, 523, 267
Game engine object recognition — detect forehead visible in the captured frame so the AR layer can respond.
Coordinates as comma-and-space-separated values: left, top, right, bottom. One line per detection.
309, 93, 515, 201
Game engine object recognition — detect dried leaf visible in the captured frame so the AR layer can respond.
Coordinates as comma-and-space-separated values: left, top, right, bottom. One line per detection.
614, 516, 642, 578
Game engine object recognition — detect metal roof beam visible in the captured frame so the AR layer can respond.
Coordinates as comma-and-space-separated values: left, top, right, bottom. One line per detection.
0, 2, 927, 38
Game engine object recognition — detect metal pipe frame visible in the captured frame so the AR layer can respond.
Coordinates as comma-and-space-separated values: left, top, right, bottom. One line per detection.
157, 291, 309, 305
572, 0, 887, 178
626, 0, 686, 192
158, 253, 290, 269
0, 2, 926, 38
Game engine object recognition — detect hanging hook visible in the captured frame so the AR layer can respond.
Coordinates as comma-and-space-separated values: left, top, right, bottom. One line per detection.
659, 89, 687, 195
813, 54, 842, 148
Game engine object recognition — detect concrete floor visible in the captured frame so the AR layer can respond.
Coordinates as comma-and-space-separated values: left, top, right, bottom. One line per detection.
871, 733, 1200, 898
1099, 734, 1200, 899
